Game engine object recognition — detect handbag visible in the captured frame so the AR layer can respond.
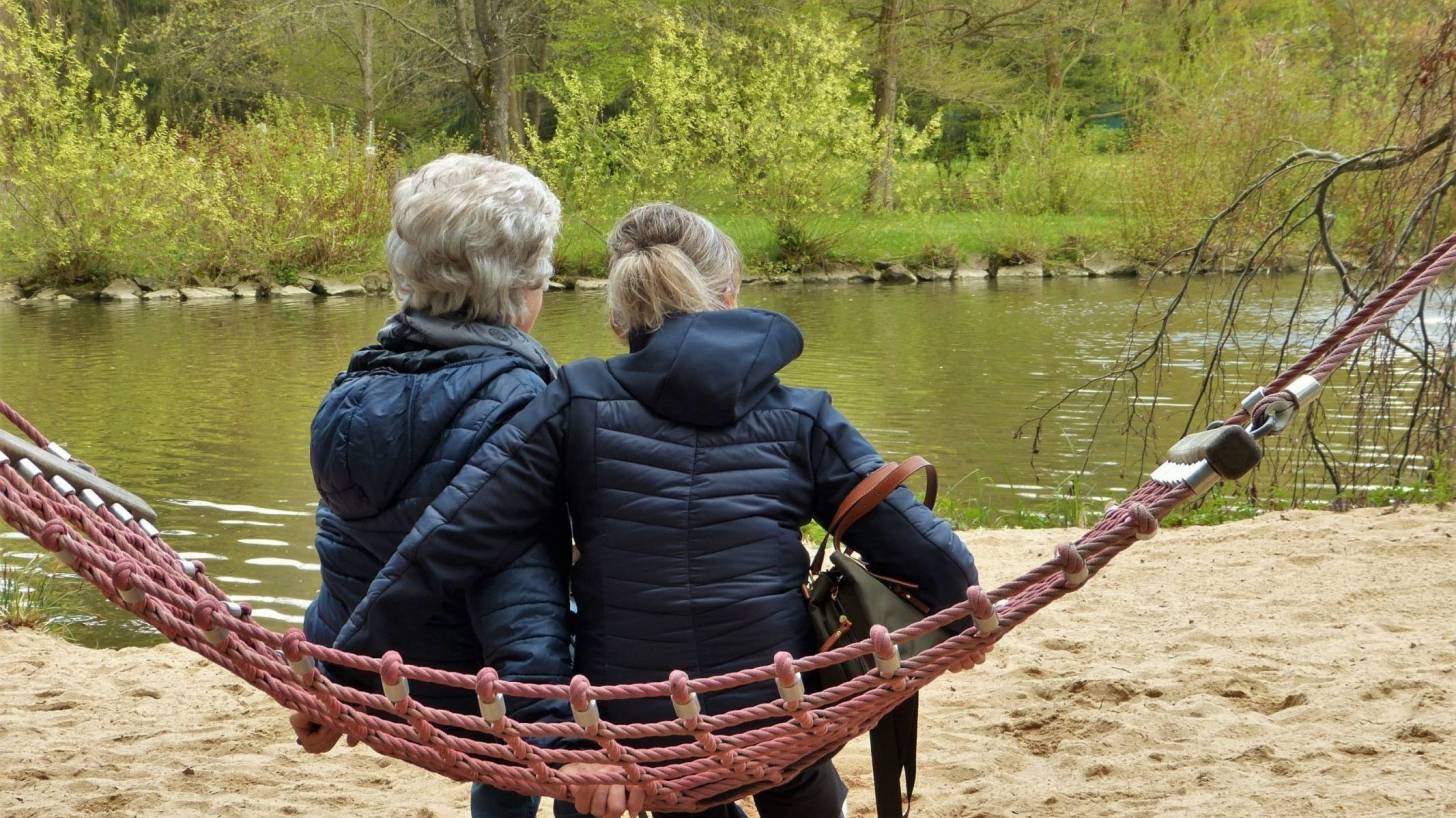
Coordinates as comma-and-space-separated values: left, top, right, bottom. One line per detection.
805, 456, 956, 818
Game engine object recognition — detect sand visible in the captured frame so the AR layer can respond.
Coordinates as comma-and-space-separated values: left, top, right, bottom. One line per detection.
3, 505, 1455, 817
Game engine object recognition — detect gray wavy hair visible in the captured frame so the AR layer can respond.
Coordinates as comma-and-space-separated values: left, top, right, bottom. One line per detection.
386, 153, 561, 325
605, 203, 742, 335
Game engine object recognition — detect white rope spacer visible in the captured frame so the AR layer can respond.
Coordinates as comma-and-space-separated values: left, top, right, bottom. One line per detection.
79, 488, 104, 510
973, 608, 1000, 634
16, 458, 42, 483
224, 601, 245, 618
49, 475, 76, 496
45, 442, 73, 462
289, 654, 316, 681
1286, 374, 1324, 405
0, 450, 8, 467
382, 675, 410, 705
776, 671, 806, 708
108, 503, 135, 524
1062, 563, 1089, 589
179, 559, 199, 577
1240, 386, 1267, 414
479, 691, 507, 724
571, 698, 601, 729
672, 691, 702, 724
138, 518, 162, 539
875, 645, 902, 678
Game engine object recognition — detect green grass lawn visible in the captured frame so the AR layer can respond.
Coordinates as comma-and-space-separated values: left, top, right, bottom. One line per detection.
556, 210, 1126, 277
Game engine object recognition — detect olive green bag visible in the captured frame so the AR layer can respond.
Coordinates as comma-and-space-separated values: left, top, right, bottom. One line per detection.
805, 457, 955, 818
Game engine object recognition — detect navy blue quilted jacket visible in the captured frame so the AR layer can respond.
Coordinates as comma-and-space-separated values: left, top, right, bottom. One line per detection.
304, 315, 573, 727
336, 309, 977, 727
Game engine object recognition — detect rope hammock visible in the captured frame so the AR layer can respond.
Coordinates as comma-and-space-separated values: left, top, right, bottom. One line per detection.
2, 233, 1454, 813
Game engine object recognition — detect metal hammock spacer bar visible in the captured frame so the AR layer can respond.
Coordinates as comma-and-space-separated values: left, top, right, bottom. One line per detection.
138, 518, 162, 539
45, 442, 73, 462
49, 475, 76, 497
179, 559, 200, 577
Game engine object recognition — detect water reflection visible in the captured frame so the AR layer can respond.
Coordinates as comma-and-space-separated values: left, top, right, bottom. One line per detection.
0, 276, 1445, 645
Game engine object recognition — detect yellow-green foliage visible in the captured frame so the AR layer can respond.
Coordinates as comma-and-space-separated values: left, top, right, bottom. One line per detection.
201, 98, 392, 281
523, 11, 876, 225
0, 2, 392, 287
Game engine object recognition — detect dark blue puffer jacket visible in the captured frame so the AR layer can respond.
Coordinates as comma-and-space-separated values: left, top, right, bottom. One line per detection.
336, 309, 977, 729
304, 314, 573, 726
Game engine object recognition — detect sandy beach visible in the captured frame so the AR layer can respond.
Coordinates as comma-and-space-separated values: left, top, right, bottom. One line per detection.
3, 505, 1454, 817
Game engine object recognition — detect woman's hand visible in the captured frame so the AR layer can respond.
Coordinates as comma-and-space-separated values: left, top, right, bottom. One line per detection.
561, 762, 641, 818
289, 711, 345, 754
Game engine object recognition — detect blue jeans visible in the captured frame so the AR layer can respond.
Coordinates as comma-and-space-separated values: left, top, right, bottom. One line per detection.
470, 784, 539, 818
469, 786, 590, 818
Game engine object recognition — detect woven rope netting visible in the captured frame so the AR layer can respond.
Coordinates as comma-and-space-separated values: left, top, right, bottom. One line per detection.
2, 233, 1453, 812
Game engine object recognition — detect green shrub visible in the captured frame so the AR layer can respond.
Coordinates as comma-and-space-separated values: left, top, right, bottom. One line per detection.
987, 110, 1098, 216
910, 240, 962, 270
1, 553, 74, 633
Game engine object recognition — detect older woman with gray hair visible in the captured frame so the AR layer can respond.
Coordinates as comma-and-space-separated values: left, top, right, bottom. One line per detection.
296, 153, 572, 818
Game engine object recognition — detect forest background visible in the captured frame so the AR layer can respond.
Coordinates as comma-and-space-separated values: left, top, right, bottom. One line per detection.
0, 0, 1446, 288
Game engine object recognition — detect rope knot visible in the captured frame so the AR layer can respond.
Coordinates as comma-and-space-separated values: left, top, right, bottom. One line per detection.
869, 625, 900, 678
1125, 502, 1159, 540
1056, 543, 1089, 589
39, 520, 70, 554
380, 651, 410, 708
282, 628, 306, 662
113, 559, 144, 606
282, 628, 316, 681
773, 651, 805, 710
192, 599, 230, 647
568, 675, 592, 714
966, 585, 998, 635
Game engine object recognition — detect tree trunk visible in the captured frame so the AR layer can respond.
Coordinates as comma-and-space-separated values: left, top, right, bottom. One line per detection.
452, 0, 492, 148
474, 0, 514, 160
864, 0, 904, 210
1043, 9, 1063, 99
361, 4, 375, 151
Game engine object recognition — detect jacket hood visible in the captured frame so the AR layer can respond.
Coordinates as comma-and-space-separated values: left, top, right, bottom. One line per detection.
606, 309, 804, 426
311, 313, 554, 520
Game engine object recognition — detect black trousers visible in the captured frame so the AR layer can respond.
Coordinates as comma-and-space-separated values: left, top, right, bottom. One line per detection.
653, 759, 848, 818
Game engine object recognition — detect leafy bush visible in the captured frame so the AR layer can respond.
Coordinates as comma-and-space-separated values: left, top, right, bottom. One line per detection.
987, 110, 1097, 216
0, 3, 393, 287
522, 11, 876, 227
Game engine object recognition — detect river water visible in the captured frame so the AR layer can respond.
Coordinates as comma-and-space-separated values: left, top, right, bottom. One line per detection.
0, 276, 1442, 645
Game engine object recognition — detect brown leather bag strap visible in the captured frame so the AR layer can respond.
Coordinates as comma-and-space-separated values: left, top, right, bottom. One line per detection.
811, 456, 938, 575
